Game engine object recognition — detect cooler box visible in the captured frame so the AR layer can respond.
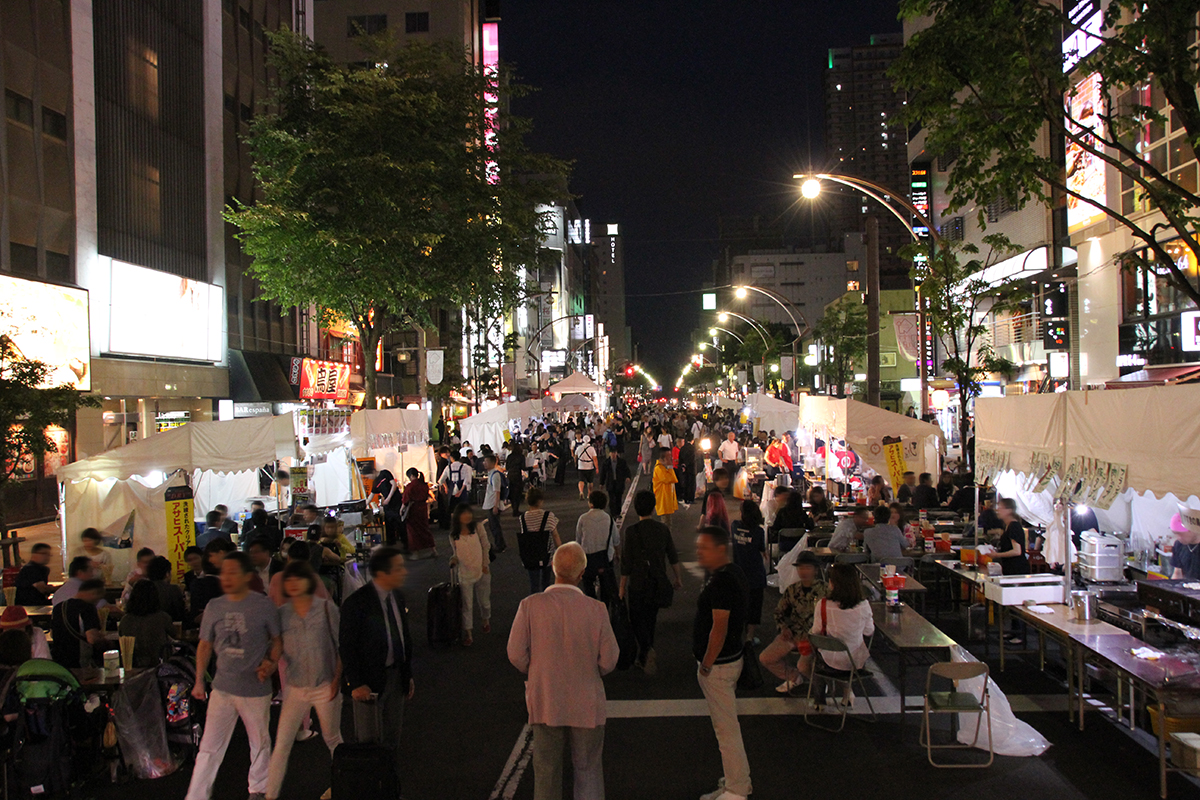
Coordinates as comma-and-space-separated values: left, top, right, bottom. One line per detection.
982, 574, 1065, 605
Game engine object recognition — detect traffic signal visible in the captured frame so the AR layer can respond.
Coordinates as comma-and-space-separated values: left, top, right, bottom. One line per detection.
625, 365, 635, 377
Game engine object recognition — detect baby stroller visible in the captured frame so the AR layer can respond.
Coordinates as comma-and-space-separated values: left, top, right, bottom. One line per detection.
8, 659, 90, 798
158, 645, 204, 761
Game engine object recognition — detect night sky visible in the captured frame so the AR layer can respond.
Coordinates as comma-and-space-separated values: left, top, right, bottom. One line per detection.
503, 0, 904, 383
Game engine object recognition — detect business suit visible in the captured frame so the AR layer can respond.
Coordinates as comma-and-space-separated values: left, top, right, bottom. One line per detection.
508, 584, 619, 800
339, 582, 413, 756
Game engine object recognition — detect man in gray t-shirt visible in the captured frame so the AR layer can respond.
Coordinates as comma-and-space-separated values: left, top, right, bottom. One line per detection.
186, 553, 281, 800
863, 506, 908, 562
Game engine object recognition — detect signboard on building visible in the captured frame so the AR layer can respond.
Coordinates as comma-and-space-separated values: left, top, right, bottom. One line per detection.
1182, 311, 1200, 352
289, 357, 351, 401
109, 260, 224, 362
164, 485, 196, 585
1066, 73, 1108, 232
0, 274, 91, 389
1044, 320, 1070, 350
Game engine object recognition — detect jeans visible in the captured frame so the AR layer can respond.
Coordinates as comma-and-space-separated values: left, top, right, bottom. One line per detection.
698, 660, 752, 798
185, 691, 272, 800
627, 595, 659, 662
460, 572, 492, 631
532, 724, 606, 800
527, 566, 554, 594
487, 509, 506, 552
265, 683, 343, 798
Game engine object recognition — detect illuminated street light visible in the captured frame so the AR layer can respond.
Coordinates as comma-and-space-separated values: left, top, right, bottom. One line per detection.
800, 177, 822, 199
718, 312, 729, 322
734, 286, 748, 299
804, 353, 820, 366
770, 364, 779, 373
709, 328, 717, 336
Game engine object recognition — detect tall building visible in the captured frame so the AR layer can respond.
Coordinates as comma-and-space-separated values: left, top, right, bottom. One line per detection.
311, 0, 483, 66
824, 32, 911, 284
594, 223, 630, 369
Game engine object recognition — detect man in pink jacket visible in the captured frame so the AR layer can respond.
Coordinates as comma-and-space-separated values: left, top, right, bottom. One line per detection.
508, 542, 620, 800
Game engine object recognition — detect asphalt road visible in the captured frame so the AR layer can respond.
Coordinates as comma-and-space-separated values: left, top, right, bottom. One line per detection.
85, 456, 1193, 800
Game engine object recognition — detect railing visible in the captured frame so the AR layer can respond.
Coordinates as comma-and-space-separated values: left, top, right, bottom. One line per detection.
947, 311, 1044, 353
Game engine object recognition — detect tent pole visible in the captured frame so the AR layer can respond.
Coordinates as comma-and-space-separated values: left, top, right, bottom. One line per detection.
1062, 500, 1071, 604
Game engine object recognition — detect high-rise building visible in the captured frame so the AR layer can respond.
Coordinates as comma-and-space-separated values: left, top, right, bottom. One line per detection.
594, 224, 630, 369
824, 32, 911, 284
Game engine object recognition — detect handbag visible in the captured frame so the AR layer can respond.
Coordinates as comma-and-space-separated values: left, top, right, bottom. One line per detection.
608, 598, 638, 670
736, 641, 765, 691
647, 563, 674, 609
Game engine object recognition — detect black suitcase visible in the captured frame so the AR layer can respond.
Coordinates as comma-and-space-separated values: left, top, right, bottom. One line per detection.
333, 700, 401, 800
426, 571, 462, 646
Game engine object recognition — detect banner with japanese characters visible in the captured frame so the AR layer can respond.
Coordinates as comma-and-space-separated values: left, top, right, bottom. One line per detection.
164, 485, 195, 585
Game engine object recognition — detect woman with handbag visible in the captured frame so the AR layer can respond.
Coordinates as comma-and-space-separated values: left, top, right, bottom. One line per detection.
265, 561, 343, 800
449, 504, 492, 646
619, 491, 683, 675
809, 563, 873, 708
402, 468, 437, 560
759, 550, 826, 695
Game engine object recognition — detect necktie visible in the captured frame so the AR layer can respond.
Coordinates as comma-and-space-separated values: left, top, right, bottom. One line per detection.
385, 595, 403, 667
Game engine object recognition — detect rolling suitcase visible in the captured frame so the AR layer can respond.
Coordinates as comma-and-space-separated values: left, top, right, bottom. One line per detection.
333, 700, 401, 799
426, 568, 462, 647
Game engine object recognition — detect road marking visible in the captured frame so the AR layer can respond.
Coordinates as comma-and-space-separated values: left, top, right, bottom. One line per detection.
488, 723, 531, 800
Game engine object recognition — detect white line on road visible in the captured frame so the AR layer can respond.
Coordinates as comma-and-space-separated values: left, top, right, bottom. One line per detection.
488, 723, 531, 800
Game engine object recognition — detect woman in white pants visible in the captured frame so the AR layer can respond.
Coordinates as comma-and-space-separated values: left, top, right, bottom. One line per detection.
266, 561, 343, 800
449, 504, 492, 647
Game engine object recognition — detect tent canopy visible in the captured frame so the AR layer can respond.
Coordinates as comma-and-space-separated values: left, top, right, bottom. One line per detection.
745, 394, 799, 436
797, 394, 945, 479
458, 400, 544, 452
545, 394, 593, 412
57, 415, 295, 483
548, 372, 601, 394
350, 408, 429, 449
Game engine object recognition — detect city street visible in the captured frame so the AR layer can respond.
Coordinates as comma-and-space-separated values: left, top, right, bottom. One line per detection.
85, 457, 1188, 800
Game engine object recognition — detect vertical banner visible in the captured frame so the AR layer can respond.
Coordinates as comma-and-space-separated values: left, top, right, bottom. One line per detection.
427, 349, 444, 385
164, 486, 195, 585
780, 355, 794, 381
736, 369, 747, 386
752, 365, 765, 385
882, 436, 907, 494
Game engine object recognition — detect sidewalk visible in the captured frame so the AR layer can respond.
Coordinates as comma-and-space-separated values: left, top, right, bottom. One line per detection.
9, 520, 65, 581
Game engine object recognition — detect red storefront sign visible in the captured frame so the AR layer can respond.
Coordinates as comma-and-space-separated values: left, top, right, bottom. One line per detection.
290, 357, 351, 401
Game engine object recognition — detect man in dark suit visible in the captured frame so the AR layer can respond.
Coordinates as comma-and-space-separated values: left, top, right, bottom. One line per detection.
340, 546, 414, 758
599, 448, 632, 520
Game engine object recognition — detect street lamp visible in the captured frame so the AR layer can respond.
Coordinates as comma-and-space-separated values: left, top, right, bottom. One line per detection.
709, 326, 744, 343
715, 310, 771, 349
794, 171, 942, 417
731, 283, 809, 399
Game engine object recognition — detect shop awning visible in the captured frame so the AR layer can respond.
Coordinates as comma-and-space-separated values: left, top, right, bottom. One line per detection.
1103, 364, 1200, 389
229, 350, 298, 403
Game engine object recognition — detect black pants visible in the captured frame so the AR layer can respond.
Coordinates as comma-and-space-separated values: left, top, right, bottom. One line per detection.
384, 513, 406, 549
488, 509, 506, 552
607, 489, 623, 520
627, 594, 660, 662
509, 479, 523, 516
583, 553, 617, 605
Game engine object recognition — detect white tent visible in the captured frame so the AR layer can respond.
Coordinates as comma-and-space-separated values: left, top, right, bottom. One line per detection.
745, 393, 800, 437
350, 408, 437, 486
976, 386, 1200, 553
57, 416, 299, 580
796, 394, 945, 480
544, 394, 593, 413
458, 400, 545, 453
714, 396, 741, 411
548, 372, 601, 394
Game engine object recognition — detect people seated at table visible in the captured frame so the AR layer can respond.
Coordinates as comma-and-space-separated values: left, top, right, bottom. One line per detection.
807, 486, 833, 522
829, 506, 871, 553
910, 473, 941, 511
863, 505, 907, 561
15, 543, 53, 605
242, 507, 283, 552
50, 578, 105, 668
896, 471, 917, 505
944, 481, 977, 515
0, 607, 50, 659
190, 540, 233, 623
248, 539, 281, 592
810, 563, 874, 706
936, 470, 957, 505
144, 556, 188, 624
866, 475, 892, 506
53, 556, 111, 608
182, 545, 205, 598
76, 528, 113, 584
118, 580, 177, 668
771, 489, 813, 554
119, 547, 156, 607
761, 550, 827, 694
197, 510, 230, 549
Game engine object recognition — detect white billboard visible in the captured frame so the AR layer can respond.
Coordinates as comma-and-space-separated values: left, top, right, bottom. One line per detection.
0, 274, 91, 389
108, 260, 223, 362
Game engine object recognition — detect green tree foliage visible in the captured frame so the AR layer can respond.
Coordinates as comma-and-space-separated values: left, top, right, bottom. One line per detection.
0, 337, 97, 537
893, 0, 1200, 305
813, 296, 868, 398
226, 32, 570, 406
905, 238, 1023, 458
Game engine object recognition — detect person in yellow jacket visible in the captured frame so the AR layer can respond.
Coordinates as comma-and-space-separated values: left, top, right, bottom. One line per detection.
652, 449, 679, 526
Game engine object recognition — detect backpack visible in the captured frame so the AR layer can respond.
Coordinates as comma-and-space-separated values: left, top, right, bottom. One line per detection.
448, 463, 468, 497
606, 430, 618, 449
499, 470, 511, 501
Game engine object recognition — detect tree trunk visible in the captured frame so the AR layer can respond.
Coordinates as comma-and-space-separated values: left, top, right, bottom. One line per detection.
362, 326, 380, 411
957, 378, 973, 474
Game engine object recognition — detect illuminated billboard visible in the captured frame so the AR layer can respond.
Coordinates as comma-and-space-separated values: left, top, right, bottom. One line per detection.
289, 357, 351, 401
108, 260, 224, 362
0, 274, 90, 389
1066, 73, 1108, 232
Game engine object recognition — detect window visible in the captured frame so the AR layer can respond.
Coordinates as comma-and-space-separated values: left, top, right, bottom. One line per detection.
223, 94, 236, 114
239, 103, 252, 124
239, 6, 251, 29
4, 90, 34, 126
222, 0, 235, 14
9, 243, 38, 276
41, 107, 67, 140
347, 14, 387, 36
45, 251, 71, 283
939, 216, 964, 242
405, 12, 429, 33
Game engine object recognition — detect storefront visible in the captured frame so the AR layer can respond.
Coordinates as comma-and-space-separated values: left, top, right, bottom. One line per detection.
1117, 238, 1200, 379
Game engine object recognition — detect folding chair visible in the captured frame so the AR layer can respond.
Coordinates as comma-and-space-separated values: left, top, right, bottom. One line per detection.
879, 556, 915, 575
804, 634, 876, 732
921, 661, 993, 768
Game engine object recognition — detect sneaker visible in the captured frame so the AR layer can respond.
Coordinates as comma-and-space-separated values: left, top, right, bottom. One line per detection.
482, 620, 492, 634
775, 680, 798, 694
643, 648, 658, 676
294, 729, 318, 742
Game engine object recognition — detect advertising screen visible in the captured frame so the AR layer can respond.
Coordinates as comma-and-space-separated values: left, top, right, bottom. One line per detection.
1066, 73, 1108, 232
0, 274, 90, 389
109, 260, 223, 362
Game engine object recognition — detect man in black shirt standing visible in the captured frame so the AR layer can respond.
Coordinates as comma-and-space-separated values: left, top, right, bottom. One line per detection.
694, 526, 752, 800
15, 543, 53, 605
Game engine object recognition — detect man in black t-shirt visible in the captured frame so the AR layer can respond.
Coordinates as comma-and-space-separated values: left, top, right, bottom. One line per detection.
50, 578, 104, 668
15, 542, 52, 605
694, 526, 752, 800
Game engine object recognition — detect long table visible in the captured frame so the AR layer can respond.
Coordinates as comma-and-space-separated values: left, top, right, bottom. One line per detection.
1071, 632, 1200, 798
869, 601, 957, 725
858, 563, 928, 613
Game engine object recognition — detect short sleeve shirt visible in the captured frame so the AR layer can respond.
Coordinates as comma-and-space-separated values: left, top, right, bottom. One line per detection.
483, 469, 502, 510
693, 563, 748, 663
732, 522, 767, 587
998, 522, 1030, 576
1172, 541, 1200, 580
200, 593, 281, 697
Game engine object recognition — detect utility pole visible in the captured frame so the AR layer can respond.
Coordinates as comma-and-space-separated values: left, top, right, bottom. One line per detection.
866, 216, 881, 407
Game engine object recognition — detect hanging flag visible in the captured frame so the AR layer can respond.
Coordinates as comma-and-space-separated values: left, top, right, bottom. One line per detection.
752, 365, 765, 385
427, 349, 444, 385
164, 486, 195, 585
780, 355, 794, 381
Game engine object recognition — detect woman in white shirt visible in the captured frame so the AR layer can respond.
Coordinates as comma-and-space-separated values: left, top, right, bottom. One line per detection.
449, 504, 492, 646
810, 563, 874, 706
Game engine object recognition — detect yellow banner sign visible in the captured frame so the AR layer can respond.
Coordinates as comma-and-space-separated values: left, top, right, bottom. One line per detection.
882, 437, 907, 495
164, 486, 196, 585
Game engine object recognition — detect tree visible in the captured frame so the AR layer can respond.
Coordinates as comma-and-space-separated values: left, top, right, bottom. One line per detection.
227, 33, 570, 407
0, 337, 97, 540
905, 237, 1022, 462
893, 0, 1200, 306
813, 295, 868, 398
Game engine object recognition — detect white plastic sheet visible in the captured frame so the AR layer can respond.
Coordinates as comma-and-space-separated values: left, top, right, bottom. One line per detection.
950, 645, 1050, 757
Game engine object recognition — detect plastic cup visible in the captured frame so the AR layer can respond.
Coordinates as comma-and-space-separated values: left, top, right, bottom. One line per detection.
119, 636, 136, 671
3, 587, 14, 607
97, 607, 110, 631
103, 650, 120, 671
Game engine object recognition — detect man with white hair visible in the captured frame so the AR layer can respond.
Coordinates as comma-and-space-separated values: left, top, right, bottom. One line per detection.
507, 543, 619, 800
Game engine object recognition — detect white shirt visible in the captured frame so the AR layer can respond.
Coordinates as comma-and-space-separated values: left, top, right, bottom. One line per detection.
576, 508, 618, 561
452, 524, 490, 582
812, 598, 874, 670
717, 439, 739, 462
575, 443, 598, 471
